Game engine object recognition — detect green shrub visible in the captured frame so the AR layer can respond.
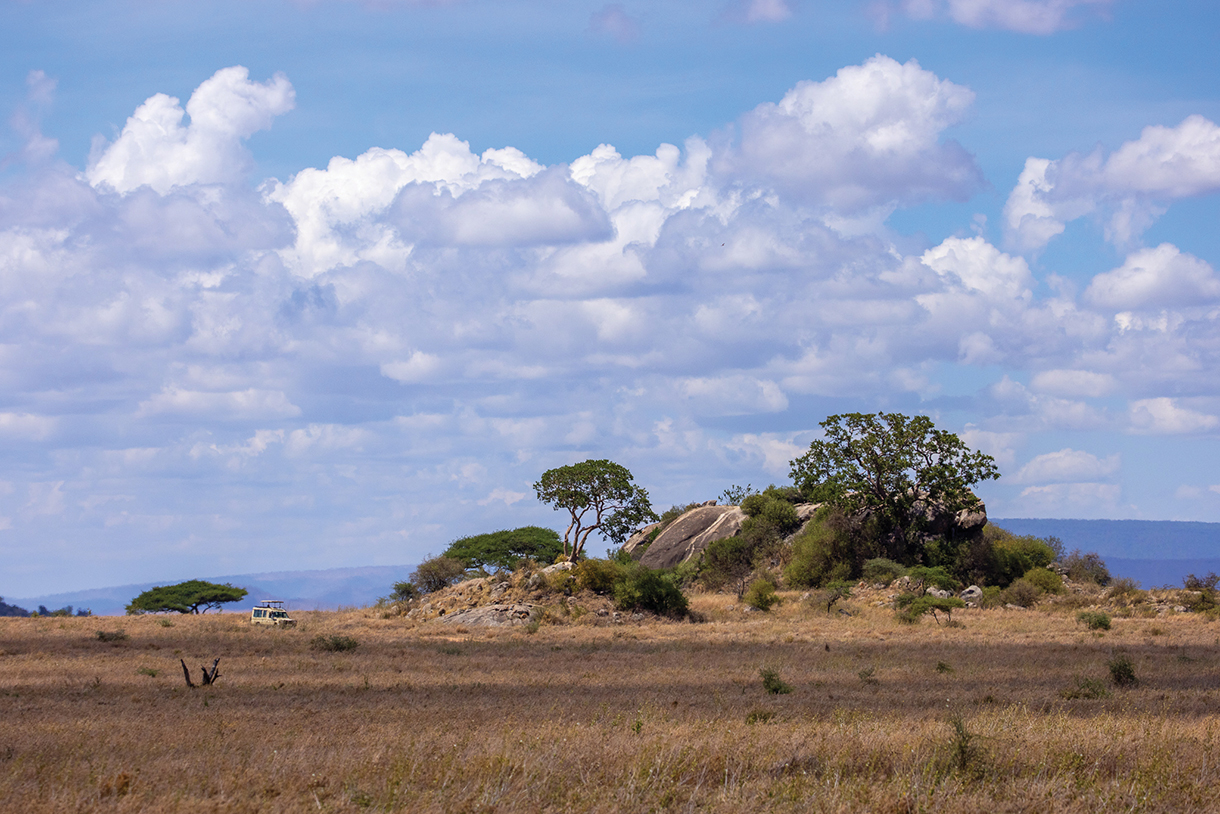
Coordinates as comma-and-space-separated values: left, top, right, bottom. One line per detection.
967, 525, 1058, 588
1062, 549, 1111, 586
1000, 578, 1040, 608
95, 630, 128, 643
390, 581, 418, 603
906, 566, 960, 594
1183, 572, 1219, 612
1077, 610, 1111, 630
972, 585, 1000, 609
745, 709, 775, 724
760, 668, 793, 695
613, 568, 688, 617
740, 493, 768, 517
1060, 676, 1110, 699
947, 717, 984, 776
311, 634, 359, 652
1106, 577, 1146, 606
862, 557, 906, 586
1023, 567, 1065, 595
669, 556, 701, 589
1108, 653, 1138, 687
758, 499, 801, 535
410, 555, 467, 593
544, 567, 576, 593
575, 558, 624, 594
700, 535, 758, 597
743, 578, 780, 612
784, 509, 855, 588
761, 484, 804, 505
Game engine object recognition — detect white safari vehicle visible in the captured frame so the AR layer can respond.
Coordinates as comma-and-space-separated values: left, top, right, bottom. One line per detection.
250, 599, 296, 628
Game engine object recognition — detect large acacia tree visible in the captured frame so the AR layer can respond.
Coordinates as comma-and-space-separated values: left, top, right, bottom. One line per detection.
789, 412, 999, 562
126, 580, 248, 614
533, 459, 657, 561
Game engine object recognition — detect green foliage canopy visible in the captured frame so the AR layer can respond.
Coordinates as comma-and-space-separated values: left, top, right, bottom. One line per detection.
443, 526, 564, 570
789, 412, 999, 561
126, 580, 248, 615
410, 555, 467, 593
533, 459, 658, 560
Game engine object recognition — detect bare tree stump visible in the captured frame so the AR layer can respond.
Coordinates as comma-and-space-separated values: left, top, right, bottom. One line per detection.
180, 657, 221, 688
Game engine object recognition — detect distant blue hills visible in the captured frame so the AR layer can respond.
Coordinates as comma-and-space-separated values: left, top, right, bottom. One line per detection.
992, 518, 1220, 588
7, 564, 416, 617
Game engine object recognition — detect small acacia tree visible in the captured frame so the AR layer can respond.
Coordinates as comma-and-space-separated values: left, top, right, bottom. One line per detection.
533, 459, 657, 561
126, 580, 248, 615
789, 412, 999, 563
443, 526, 564, 570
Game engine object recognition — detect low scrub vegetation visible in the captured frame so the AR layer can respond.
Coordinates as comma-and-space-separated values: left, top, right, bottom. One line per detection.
1077, 610, 1112, 630
310, 634, 359, 652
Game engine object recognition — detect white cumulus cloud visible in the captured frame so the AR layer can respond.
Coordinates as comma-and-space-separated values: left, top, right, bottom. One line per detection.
87, 66, 295, 194
1085, 244, 1220, 311
728, 55, 982, 210
1005, 115, 1220, 252
1013, 448, 1120, 484
1128, 398, 1220, 435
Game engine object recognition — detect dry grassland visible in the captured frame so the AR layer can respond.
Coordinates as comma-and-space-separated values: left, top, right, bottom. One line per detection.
2, 593, 1219, 813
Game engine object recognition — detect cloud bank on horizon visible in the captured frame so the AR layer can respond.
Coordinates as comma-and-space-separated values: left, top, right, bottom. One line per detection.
2, 0, 1219, 595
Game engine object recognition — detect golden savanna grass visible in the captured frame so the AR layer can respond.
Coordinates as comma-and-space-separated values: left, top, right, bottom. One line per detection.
2, 593, 1219, 812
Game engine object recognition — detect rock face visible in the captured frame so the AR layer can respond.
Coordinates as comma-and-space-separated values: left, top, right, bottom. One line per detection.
622, 495, 982, 572
638, 506, 747, 569
626, 501, 824, 570
622, 523, 661, 558
435, 603, 538, 627
918, 499, 988, 541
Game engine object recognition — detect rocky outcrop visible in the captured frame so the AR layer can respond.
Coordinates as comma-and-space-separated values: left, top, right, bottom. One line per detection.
622, 523, 661, 559
793, 503, 822, 526
434, 603, 538, 627
626, 501, 824, 570
916, 498, 988, 541
639, 506, 747, 569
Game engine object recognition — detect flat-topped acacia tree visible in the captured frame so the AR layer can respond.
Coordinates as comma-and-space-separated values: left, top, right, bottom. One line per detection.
533, 459, 657, 561
126, 580, 249, 615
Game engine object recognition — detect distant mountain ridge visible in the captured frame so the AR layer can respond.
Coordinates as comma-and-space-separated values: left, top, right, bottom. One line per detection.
991, 518, 1220, 588
8, 564, 416, 617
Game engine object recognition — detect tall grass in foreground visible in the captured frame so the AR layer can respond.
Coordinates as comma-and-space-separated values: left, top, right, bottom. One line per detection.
1, 598, 1218, 812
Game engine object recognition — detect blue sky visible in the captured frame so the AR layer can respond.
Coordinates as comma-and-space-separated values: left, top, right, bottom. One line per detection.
2, 0, 1220, 596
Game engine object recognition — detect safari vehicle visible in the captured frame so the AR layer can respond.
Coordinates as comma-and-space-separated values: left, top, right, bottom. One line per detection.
250, 599, 296, 628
